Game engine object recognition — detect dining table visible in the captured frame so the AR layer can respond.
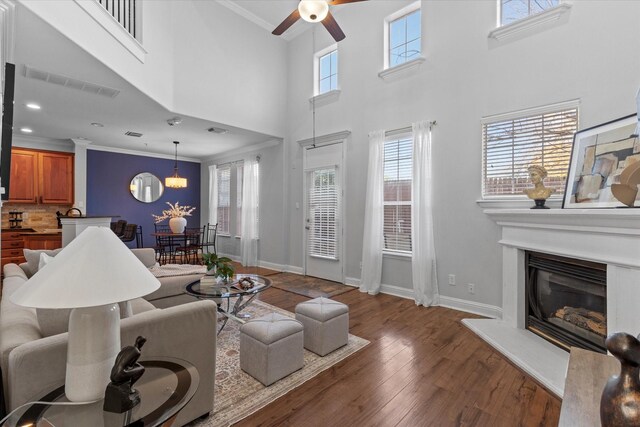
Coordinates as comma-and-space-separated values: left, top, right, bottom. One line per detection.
151, 230, 201, 264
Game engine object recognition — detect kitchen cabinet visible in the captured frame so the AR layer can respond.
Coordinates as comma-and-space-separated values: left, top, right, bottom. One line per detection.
22, 233, 62, 250
8, 148, 74, 204
1, 229, 26, 271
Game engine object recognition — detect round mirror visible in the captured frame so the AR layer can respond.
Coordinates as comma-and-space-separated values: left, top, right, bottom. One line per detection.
130, 172, 164, 203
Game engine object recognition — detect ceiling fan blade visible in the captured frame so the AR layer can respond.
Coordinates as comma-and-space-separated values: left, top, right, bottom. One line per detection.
328, 0, 368, 5
272, 9, 301, 35
322, 11, 346, 42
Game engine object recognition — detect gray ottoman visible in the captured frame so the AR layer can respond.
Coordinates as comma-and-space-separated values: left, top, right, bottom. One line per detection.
240, 312, 304, 386
295, 297, 349, 356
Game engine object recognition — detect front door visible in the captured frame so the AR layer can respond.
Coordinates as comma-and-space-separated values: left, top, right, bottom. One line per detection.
304, 143, 343, 283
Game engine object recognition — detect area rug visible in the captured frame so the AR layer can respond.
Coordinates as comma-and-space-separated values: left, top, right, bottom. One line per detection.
268, 273, 356, 298
189, 300, 369, 427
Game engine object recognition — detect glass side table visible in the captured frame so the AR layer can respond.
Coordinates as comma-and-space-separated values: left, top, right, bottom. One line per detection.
3, 357, 199, 427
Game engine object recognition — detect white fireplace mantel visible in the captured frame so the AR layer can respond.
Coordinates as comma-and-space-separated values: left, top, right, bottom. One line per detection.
463, 208, 640, 397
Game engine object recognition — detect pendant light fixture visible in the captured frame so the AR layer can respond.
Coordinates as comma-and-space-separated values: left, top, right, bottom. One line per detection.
165, 141, 188, 188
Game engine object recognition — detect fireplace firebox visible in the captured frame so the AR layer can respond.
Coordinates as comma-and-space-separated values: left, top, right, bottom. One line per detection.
526, 251, 607, 354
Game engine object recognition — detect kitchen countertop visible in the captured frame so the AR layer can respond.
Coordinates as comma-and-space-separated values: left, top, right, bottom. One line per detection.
2, 228, 62, 235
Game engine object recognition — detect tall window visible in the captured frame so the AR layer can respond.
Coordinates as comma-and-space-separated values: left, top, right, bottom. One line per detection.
383, 135, 412, 253
500, 0, 560, 26
308, 168, 339, 259
236, 162, 244, 236
318, 50, 338, 94
482, 104, 578, 198
216, 165, 231, 235
388, 8, 421, 68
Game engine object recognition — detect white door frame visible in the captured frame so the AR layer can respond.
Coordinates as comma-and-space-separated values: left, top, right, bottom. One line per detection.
299, 130, 350, 282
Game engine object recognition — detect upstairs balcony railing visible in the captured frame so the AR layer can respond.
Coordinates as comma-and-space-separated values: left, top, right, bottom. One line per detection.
97, 0, 138, 39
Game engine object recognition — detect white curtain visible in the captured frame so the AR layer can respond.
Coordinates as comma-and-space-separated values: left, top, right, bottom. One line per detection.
635, 88, 640, 136
208, 165, 218, 226
241, 158, 259, 266
411, 121, 439, 306
360, 130, 385, 295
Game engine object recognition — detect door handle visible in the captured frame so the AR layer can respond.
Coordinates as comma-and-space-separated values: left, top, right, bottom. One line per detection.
305, 226, 310, 230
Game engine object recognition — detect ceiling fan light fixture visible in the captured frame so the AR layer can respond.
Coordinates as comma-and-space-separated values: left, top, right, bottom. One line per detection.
298, 0, 329, 22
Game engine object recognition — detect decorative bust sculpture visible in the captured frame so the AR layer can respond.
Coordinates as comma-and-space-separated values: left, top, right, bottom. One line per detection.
524, 165, 555, 209
103, 336, 147, 413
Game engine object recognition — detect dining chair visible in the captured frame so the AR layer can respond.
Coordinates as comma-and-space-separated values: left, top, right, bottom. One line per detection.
135, 225, 144, 248
120, 224, 138, 245
175, 227, 202, 264
200, 223, 218, 255
113, 220, 127, 237
153, 223, 173, 264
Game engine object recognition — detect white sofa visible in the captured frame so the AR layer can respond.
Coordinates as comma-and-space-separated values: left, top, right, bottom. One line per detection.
0, 250, 216, 426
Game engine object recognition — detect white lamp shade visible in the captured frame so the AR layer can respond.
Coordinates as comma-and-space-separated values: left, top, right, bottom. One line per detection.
298, 0, 329, 22
11, 226, 160, 309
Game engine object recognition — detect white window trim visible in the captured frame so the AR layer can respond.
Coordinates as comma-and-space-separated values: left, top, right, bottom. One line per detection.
383, 1, 421, 71
314, 43, 338, 96
480, 98, 580, 204
490, 2, 572, 41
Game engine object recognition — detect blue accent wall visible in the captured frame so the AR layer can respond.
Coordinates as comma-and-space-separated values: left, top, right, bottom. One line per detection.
87, 150, 201, 248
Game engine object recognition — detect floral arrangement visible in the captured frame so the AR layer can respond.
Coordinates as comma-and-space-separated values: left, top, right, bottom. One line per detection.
152, 202, 196, 223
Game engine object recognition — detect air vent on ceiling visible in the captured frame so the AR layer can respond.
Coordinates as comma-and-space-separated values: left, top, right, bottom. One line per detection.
208, 127, 229, 134
125, 131, 143, 137
24, 65, 120, 98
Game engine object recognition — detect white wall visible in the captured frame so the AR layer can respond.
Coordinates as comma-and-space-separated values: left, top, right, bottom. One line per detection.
284, 0, 640, 309
20, 0, 287, 138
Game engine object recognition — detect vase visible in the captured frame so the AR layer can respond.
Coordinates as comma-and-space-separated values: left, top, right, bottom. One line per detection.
169, 217, 187, 233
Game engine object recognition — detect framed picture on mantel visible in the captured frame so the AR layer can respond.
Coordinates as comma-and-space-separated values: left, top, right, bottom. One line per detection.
563, 113, 639, 208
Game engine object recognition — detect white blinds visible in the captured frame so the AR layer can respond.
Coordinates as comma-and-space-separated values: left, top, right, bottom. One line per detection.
483, 107, 578, 197
217, 165, 231, 234
383, 136, 412, 253
308, 168, 339, 260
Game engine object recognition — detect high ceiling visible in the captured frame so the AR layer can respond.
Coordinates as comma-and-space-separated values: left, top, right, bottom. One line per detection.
12, 5, 278, 160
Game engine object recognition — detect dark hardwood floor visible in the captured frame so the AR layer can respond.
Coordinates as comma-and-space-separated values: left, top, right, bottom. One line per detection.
235, 276, 561, 427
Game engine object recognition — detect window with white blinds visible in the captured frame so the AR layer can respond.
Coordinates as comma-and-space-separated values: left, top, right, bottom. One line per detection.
307, 168, 339, 260
217, 165, 231, 235
383, 135, 412, 253
482, 105, 578, 198
236, 162, 244, 237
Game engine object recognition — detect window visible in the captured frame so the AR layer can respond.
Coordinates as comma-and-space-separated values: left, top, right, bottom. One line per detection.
388, 8, 421, 68
500, 0, 560, 26
318, 50, 338, 95
383, 135, 412, 253
308, 168, 339, 259
236, 162, 244, 236
482, 104, 578, 198
216, 165, 231, 235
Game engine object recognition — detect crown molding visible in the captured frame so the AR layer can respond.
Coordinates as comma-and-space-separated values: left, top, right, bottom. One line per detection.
298, 130, 351, 147
203, 138, 282, 163
13, 134, 74, 152
87, 144, 201, 163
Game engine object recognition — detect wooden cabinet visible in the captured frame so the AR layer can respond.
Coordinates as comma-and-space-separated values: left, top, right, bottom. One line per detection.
8, 148, 74, 204
1, 230, 25, 271
22, 234, 62, 250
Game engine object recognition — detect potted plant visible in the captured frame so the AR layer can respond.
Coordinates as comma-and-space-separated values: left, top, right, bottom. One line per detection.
152, 202, 196, 233
202, 253, 235, 283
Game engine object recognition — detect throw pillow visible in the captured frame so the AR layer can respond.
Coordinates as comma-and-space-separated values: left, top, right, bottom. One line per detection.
23, 248, 63, 277
37, 252, 53, 271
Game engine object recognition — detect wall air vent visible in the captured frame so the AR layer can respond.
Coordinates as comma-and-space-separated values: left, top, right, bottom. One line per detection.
208, 127, 229, 134
125, 131, 143, 137
24, 65, 120, 98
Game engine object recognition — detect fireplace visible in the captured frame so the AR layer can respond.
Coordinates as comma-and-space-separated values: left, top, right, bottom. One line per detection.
525, 251, 607, 354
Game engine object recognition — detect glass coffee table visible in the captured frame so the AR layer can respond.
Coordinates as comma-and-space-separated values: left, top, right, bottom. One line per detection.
4, 357, 199, 427
184, 274, 272, 333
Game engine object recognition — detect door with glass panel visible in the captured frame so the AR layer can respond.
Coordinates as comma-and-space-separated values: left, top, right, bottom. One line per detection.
304, 143, 343, 283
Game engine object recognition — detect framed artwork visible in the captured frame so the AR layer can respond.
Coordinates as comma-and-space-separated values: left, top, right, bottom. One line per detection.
563, 113, 639, 208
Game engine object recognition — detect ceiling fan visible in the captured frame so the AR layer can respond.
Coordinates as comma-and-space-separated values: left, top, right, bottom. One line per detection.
272, 0, 367, 42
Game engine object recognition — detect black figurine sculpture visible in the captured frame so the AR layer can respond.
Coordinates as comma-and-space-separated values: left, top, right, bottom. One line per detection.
104, 336, 147, 413
600, 332, 640, 426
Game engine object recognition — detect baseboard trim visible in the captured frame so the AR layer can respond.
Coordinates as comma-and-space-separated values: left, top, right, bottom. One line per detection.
438, 296, 503, 319
344, 277, 502, 319
217, 253, 303, 275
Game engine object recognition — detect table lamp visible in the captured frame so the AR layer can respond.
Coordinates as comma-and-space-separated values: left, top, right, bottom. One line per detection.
10, 226, 160, 402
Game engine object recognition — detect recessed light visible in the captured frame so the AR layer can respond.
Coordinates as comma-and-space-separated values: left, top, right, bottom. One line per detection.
91, 122, 104, 127
20, 127, 33, 133
26, 103, 41, 110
